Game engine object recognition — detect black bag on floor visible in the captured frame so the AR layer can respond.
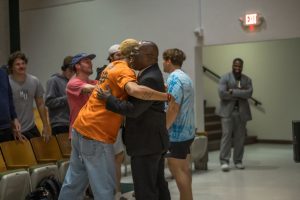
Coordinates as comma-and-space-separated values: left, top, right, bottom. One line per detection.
38, 176, 62, 200
25, 187, 53, 200
26, 176, 61, 200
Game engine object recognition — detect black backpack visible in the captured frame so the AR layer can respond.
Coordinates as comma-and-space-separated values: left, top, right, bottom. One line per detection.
38, 176, 62, 200
25, 187, 53, 200
26, 176, 61, 200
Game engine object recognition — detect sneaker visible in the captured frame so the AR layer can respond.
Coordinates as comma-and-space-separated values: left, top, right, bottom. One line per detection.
221, 163, 230, 172
235, 163, 245, 169
115, 192, 121, 200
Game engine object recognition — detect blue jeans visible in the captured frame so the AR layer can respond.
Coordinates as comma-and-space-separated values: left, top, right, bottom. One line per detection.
59, 129, 116, 200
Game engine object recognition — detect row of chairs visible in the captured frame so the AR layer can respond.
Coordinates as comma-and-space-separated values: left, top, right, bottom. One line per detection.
0, 133, 71, 200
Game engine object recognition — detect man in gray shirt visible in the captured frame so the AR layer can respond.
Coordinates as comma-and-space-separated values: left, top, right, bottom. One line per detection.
45, 56, 74, 135
8, 51, 51, 141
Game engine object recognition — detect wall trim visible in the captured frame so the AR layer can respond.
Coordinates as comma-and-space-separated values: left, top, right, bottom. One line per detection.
257, 139, 292, 144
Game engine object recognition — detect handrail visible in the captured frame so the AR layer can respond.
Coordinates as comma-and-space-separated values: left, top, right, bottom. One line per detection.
203, 66, 262, 106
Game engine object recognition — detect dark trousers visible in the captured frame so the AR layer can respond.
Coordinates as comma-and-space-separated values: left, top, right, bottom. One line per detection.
51, 125, 69, 135
22, 125, 40, 139
131, 153, 170, 200
0, 128, 14, 143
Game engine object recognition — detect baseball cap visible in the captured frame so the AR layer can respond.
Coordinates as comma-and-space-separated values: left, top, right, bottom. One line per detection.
119, 38, 139, 57
108, 44, 120, 56
71, 53, 96, 66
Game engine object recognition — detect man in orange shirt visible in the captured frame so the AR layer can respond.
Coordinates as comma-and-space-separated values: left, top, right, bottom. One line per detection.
58, 39, 170, 200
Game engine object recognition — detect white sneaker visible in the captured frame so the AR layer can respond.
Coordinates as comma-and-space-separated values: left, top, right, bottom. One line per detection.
235, 163, 245, 169
221, 163, 230, 172
115, 192, 121, 200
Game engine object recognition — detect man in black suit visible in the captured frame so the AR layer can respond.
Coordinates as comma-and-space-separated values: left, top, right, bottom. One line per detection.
97, 41, 171, 200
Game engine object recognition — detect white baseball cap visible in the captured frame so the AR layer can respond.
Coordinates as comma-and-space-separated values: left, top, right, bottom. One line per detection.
108, 44, 120, 56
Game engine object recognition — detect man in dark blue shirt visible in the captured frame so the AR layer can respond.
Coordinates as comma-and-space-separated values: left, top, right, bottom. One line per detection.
0, 68, 25, 142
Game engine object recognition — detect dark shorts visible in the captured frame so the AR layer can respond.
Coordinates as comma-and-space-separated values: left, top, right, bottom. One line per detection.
22, 125, 40, 139
165, 138, 194, 159
51, 125, 69, 135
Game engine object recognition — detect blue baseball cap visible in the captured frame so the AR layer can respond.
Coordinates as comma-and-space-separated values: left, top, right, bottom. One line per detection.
71, 53, 96, 66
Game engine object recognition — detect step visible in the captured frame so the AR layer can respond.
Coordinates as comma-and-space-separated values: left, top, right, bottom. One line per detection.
207, 130, 222, 140
205, 106, 216, 114
208, 136, 258, 151
205, 113, 220, 123
205, 121, 222, 131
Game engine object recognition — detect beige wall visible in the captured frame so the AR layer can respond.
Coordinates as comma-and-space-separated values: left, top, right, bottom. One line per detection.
203, 38, 300, 140
13, 0, 300, 136
19, 0, 205, 131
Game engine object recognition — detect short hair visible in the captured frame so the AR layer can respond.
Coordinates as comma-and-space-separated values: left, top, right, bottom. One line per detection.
61, 56, 73, 71
7, 51, 28, 74
163, 48, 186, 66
233, 58, 244, 65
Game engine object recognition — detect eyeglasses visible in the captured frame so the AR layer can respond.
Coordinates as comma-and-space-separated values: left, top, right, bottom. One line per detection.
130, 47, 140, 56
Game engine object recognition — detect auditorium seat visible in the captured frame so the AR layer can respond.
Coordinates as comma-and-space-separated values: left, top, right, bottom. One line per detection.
0, 169, 31, 200
33, 108, 43, 134
33, 107, 51, 135
57, 159, 69, 182
190, 135, 208, 170
29, 163, 60, 190
30, 136, 63, 163
56, 133, 71, 158
0, 140, 37, 169
0, 140, 60, 191
0, 151, 6, 172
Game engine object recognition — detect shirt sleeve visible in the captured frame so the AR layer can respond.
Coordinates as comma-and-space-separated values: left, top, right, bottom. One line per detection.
167, 75, 183, 105
66, 79, 86, 97
116, 68, 137, 90
35, 77, 45, 98
45, 78, 68, 108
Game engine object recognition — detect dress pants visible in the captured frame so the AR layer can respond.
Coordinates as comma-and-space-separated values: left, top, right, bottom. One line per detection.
131, 153, 170, 200
220, 110, 246, 164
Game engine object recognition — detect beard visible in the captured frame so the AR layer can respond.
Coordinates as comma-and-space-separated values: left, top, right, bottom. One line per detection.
232, 70, 241, 80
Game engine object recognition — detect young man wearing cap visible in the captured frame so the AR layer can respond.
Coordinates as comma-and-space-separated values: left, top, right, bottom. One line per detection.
8, 51, 51, 141
65, 53, 97, 138
45, 56, 74, 135
95, 44, 123, 80
96, 44, 128, 200
59, 39, 171, 200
